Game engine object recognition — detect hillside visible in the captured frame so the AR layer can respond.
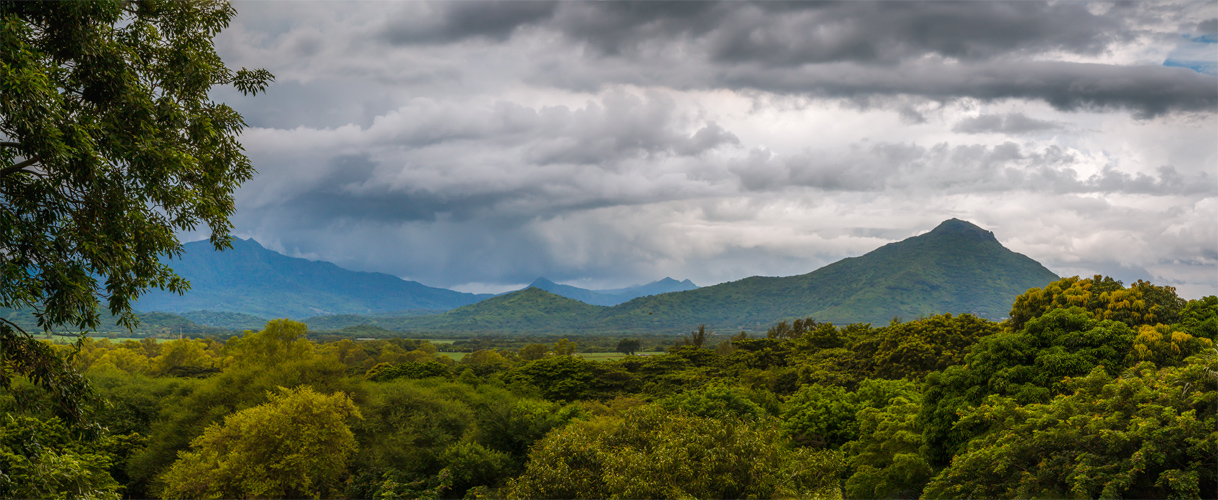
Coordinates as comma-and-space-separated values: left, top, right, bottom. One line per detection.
596, 219, 1059, 330
0, 307, 234, 336
403, 287, 607, 333
133, 238, 490, 318
383, 219, 1058, 333
527, 277, 698, 306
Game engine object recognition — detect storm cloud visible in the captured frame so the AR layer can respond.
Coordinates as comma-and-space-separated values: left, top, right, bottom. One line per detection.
208, 0, 1218, 298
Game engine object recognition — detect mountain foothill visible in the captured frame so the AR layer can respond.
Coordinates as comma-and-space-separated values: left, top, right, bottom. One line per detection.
2, 219, 1063, 335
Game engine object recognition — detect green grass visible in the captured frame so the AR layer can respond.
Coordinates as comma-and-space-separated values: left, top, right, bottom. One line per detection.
439, 352, 467, 361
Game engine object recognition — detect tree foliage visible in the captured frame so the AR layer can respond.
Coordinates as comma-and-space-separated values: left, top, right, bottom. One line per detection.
0, 414, 132, 500
924, 351, 1217, 499
159, 386, 360, 500
505, 406, 842, 500
1009, 276, 1185, 330
4, 282, 1211, 500
0, 0, 270, 416
614, 338, 640, 356
841, 388, 931, 499
919, 307, 1137, 465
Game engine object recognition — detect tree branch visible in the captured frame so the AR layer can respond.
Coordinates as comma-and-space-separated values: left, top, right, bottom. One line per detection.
0, 142, 20, 148
0, 157, 41, 178
0, 316, 32, 337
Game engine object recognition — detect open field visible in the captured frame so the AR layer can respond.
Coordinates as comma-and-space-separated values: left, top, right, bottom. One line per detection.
439, 352, 467, 361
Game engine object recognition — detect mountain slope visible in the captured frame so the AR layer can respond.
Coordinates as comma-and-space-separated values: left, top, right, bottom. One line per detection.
405, 287, 607, 333
385, 219, 1059, 333
527, 277, 698, 306
134, 238, 491, 318
597, 219, 1059, 330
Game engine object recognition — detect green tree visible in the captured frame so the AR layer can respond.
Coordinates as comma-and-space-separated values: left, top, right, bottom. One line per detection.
159, 386, 360, 499
676, 324, 711, 348
0, 414, 131, 500
781, 383, 859, 449
505, 355, 637, 401
1008, 276, 1185, 330
841, 385, 931, 499
923, 351, 1217, 499
1176, 295, 1218, 341
919, 307, 1136, 465
781, 379, 918, 450
0, 0, 270, 416
615, 338, 641, 356
224, 319, 314, 369
551, 338, 576, 356
517, 343, 549, 362
365, 360, 452, 382
851, 313, 999, 380
658, 382, 770, 421
505, 405, 843, 500
352, 379, 476, 482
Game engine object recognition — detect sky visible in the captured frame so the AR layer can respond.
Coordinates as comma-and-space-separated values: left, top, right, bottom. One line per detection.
204, 0, 1218, 298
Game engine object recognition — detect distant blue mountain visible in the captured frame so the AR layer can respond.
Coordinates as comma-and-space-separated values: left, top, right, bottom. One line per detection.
527, 277, 698, 306
134, 238, 491, 319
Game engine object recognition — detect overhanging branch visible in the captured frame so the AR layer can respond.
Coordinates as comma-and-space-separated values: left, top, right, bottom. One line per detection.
1, 157, 41, 179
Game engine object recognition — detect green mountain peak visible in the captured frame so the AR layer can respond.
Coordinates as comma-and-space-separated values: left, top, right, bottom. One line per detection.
382, 219, 1060, 334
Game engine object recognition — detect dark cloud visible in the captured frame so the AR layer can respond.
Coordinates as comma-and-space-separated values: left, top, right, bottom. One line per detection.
1199, 18, 1217, 34
398, 2, 1125, 64
713, 60, 1217, 118
380, 1, 558, 45
214, 2, 1217, 296
699, 2, 1123, 66
953, 112, 1063, 134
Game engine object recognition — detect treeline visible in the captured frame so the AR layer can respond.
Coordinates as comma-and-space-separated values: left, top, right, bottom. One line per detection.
1, 276, 1215, 499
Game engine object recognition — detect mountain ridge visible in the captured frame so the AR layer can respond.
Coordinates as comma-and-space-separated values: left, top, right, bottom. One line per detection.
133, 238, 491, 319
526, 276, 698, 306
374, 219, 1059, 333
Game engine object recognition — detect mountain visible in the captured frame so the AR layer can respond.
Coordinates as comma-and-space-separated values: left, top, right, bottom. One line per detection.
134, 238, 491, 319
594, 219, 1059, 330
403, 287, 604, 333
0, 307, 235, 336
180, 311, 271, 331
377, 219, 1059, 333
600, 277, 699, 297
526, 277, 698, 306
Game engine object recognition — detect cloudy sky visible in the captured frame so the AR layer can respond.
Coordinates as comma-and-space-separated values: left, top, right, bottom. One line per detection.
204, 0, 1218, 297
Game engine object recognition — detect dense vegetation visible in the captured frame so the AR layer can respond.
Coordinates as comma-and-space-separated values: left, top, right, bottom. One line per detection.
2, 276, 1214, 499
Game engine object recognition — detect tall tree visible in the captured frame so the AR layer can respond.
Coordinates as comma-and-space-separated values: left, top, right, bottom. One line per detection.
158, 386, 362, 499
615, 338, 641, 356
0, 0, 270, 417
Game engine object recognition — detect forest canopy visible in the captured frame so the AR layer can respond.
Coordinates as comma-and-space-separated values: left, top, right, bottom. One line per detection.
1, 275, 1214, 499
